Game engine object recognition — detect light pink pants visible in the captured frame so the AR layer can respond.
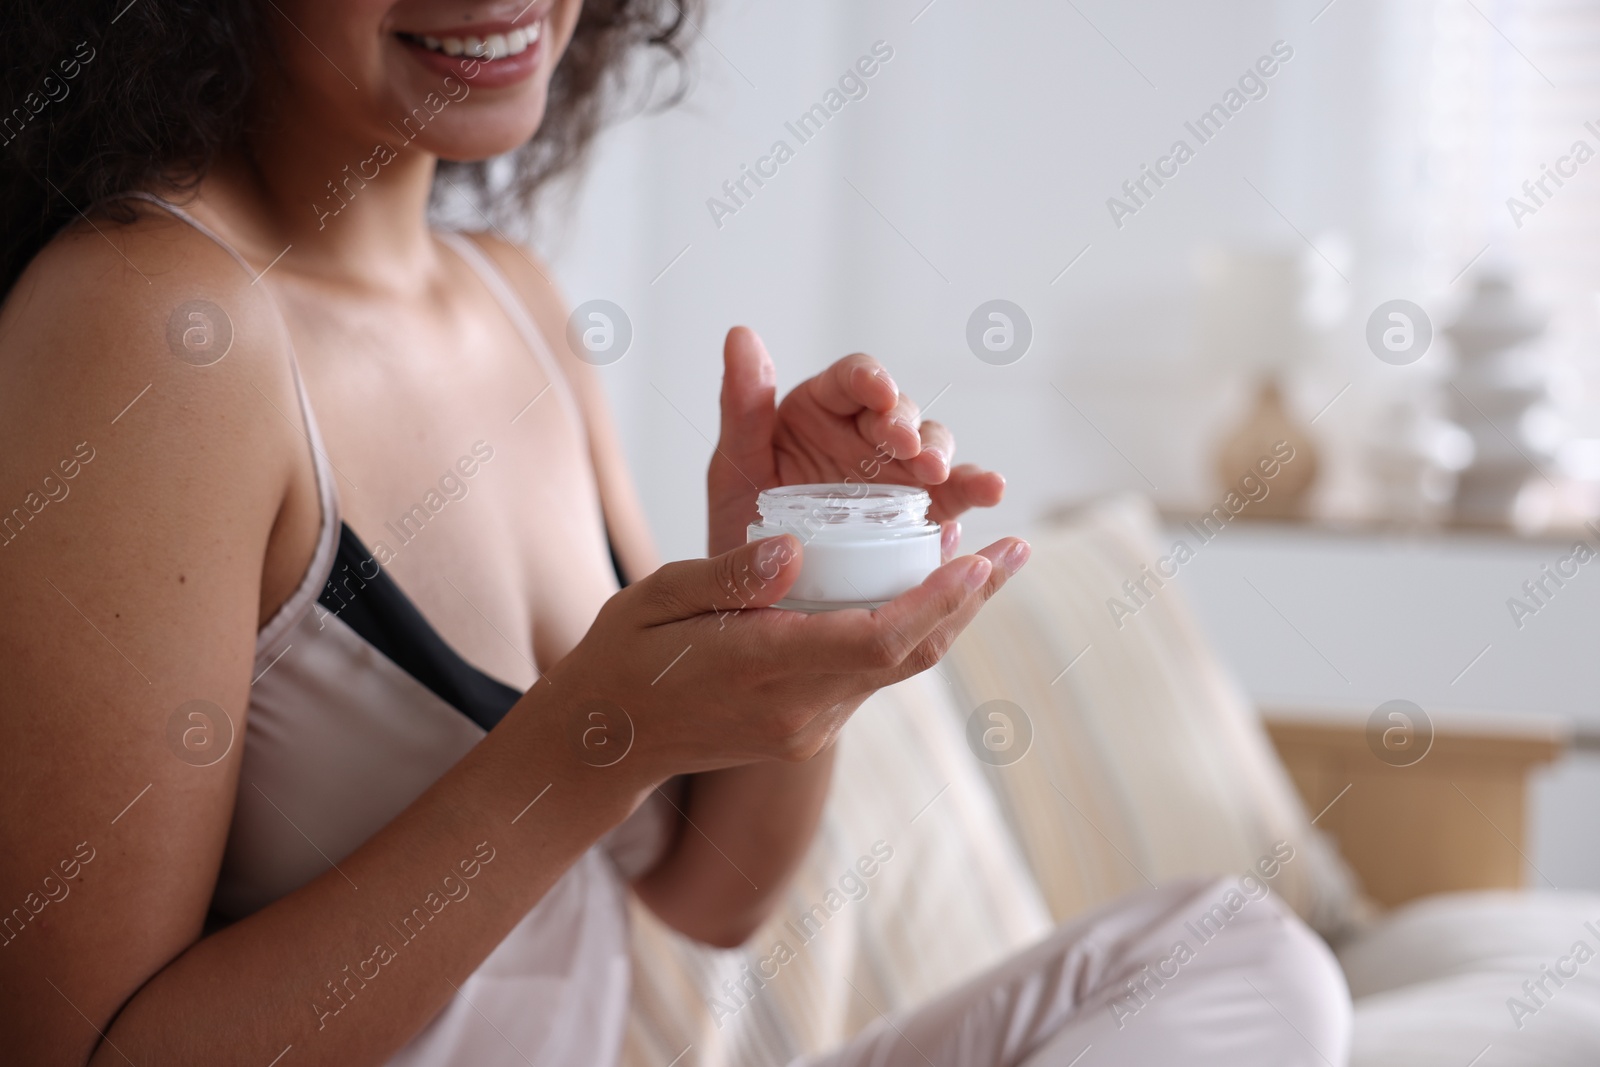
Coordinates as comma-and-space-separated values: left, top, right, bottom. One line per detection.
802, 877, 1352, 1067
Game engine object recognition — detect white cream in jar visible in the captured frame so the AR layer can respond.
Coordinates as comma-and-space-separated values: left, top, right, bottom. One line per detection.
747, 483, 941, 611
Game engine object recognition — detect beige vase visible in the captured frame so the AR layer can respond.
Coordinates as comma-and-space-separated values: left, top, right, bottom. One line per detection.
1215, 379, 1319, 519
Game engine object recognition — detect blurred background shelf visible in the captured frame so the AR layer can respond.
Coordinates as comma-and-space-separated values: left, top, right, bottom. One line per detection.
1173, 519, 1600, 891
1264, 707, 1568, 907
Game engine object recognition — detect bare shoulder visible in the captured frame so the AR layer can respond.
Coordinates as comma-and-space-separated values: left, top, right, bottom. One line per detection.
1, 206, 302, 458
0, 205, 304, 633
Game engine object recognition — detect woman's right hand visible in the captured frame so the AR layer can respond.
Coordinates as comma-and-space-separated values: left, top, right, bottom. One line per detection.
543, 531, 1030, 784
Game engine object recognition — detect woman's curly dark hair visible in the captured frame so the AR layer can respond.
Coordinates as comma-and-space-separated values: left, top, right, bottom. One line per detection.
0, 0, 693, 296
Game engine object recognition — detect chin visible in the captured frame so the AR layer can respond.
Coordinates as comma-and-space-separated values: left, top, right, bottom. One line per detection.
420, 100, 551, 164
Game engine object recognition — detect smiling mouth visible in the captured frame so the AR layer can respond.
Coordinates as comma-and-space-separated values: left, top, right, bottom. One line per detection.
398, 21, 543, 61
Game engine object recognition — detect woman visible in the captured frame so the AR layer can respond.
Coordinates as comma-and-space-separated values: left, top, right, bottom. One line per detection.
0, 2, 1351, 1064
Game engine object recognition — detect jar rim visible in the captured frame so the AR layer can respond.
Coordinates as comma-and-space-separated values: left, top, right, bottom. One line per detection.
755, 482, 932, 529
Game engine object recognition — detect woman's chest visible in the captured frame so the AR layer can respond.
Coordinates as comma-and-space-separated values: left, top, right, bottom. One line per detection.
276, 275, 617, 690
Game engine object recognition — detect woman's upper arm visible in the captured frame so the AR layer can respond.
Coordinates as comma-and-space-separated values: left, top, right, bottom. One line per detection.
0, 222, 299, 1060
470, 237, 661, 582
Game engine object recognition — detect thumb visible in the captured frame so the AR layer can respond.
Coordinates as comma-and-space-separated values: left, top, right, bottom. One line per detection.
638, 534, 803, 623
716, 326, 777, 474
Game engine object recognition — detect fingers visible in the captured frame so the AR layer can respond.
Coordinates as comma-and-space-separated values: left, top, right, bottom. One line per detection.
806, 353, 898, 417
803, 354, 957, 472
780, 553, 993, 673
927, 465, 1006, 522
911, 419, 954, 483
855, 392, 922, 461
875, 537, 1031, 687
638, 534, 802, 624
777, 535, 1030, 682
716, 327, 778, 473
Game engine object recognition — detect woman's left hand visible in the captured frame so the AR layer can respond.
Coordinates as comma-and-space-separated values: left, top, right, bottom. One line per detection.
707, 326, 1006, 557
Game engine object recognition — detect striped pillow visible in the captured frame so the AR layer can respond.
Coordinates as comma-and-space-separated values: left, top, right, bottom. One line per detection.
943, 493, 1368, 940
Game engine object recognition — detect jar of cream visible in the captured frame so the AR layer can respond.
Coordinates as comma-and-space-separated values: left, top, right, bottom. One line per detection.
747, 483, 941, 611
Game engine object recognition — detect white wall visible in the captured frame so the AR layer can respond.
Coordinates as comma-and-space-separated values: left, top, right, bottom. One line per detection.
548, 0, 1426, 558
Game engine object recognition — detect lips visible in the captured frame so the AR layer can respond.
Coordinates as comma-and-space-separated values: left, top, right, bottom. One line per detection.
394, 13, 549, 89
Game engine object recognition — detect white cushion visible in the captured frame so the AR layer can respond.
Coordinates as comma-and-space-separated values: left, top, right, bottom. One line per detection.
1339, 890, 1600, 1065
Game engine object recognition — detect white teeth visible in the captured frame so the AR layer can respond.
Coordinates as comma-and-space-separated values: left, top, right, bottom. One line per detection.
412, 25, 540, 60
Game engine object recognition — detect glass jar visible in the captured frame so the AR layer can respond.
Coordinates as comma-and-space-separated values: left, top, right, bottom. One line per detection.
746, 483, 941, 611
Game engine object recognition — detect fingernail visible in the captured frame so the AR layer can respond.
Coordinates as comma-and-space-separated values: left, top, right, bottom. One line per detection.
1000, 540, 1031, 575
964, 557, 993, 591
874, 368, 898, 394
923, 446, 948, 469
892, 416, 917, 435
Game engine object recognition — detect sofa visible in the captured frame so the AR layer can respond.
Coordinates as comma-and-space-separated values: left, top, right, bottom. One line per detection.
620, 496, 1600, 1066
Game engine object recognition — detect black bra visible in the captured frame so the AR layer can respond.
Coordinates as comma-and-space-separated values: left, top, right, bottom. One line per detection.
317, 522, 627, 732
